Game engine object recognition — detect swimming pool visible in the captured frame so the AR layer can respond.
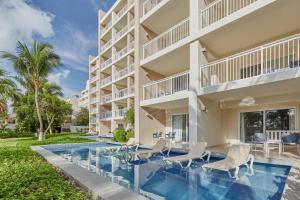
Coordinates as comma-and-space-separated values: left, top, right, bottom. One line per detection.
44, 142, 291, 200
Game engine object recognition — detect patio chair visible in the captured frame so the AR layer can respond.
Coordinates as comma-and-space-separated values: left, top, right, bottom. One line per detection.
202, 144, 254, 180
117, 137, 139, 153
131, 139, 167, 160
163, 142, 211, 168
251, 133, 267, 153
281, 133, 300, 154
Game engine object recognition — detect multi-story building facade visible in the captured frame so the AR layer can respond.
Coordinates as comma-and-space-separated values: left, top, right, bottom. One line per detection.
90, 0, 300, 146
79, 80, 89, 108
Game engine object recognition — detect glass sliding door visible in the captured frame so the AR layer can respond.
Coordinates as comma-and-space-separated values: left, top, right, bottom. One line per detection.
240, 108, 296, 143
240, 111, 264, 143
172, 114, 188, 142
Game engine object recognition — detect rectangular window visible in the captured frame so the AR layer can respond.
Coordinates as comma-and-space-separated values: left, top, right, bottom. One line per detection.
265, 108, 295, 130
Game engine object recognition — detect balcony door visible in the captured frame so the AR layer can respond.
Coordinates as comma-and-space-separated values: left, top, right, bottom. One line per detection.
172, 114, 189, 142
240, 108, 296, 143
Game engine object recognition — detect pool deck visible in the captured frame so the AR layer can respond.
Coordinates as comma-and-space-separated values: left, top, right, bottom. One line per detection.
32, 143, 300, 200
31, 146, 146, 200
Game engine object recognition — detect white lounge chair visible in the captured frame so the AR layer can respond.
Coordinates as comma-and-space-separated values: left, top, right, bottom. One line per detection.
117, 137, 139, 152
163, 142, 211, 168
202, 144, 254, 180
131, 139, 167, 160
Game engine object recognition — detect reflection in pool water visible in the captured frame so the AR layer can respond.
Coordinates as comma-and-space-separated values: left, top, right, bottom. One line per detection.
44, 142, 290, 200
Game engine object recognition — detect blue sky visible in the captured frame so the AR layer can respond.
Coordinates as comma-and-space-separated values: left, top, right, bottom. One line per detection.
0, 0, 115, 97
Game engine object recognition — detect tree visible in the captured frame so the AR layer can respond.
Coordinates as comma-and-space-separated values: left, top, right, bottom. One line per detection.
74, 107, 89, 126
124, 107, 134, 128
2, 41, 62, 141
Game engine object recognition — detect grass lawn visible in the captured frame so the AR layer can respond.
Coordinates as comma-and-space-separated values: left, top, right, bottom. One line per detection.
0, 133, 94, 199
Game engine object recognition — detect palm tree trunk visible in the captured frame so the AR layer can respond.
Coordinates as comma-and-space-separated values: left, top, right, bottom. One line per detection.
35, 84, 44, 141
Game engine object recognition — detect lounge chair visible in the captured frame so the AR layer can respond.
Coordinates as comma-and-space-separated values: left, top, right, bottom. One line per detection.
163, 142, 211, 168
131, 139, 167, 160
117, 137, 139, 152
202, 144, 254, 180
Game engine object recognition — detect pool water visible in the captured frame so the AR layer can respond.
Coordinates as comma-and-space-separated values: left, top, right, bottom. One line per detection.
44, 143, 291, 200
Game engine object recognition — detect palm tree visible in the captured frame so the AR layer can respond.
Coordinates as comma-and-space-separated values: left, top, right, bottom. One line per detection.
1, 41, 62, 141
0, 68, 19, 129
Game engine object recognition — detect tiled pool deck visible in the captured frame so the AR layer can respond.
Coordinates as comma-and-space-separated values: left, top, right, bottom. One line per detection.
32, 143, 300, 200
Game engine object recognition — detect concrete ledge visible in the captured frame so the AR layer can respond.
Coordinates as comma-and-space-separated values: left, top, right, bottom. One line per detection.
31, 146, 146, 200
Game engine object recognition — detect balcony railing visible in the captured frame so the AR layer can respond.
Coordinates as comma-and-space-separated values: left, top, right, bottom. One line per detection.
114, 63, 135, 80
100, 57, 112, 69
114, 41, 135, 61
100, 39, 112, 53
101, 21, 112, 35
114, 20, 134, 42
200, 33, 300, 88
115, 108, 127, 118
90, 118, 97, 124
90, 75, 98, 83
90, 97, 98, 104
100, 94, 112, 104
143, 0, 163, 16
143, 18, 190, 59
115, 85, 134, 100
90, 86, 97, 93
200, 0, 258, 29
90, 108, 98, 114
143, 71, 189, 100
100, 75, 112, 86
100, 111, 112, 120
114, 0, 134, 22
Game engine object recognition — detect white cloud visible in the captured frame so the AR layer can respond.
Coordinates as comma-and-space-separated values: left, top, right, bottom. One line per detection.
48, 69, 70, 85
0, 0, 55, 52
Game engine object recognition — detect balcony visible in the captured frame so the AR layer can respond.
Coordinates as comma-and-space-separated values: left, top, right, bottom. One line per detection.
100, 57, 112, 70
200, 0, 258, 29
114, 41, 135, 61
90, 108, 98, 114
100, 94, 112, 104
143, 0, 163, 16
100, 75, 112, 87
90, 75, 99, 83
90, 118, 97, 124
90, 86, 97, 94
100, 39, 112, 53
113, 0, 134, 23
143, 18, 189, 59
101, 21, 112, 36
115, 108, 127, 118
200, 33, 300, 89
90, 97, 98, 104
114, 20, 134, 42
100, 111, 112, 120
114, 63, 135, 81
115, 86, 134, 100
143, 71, 189, 101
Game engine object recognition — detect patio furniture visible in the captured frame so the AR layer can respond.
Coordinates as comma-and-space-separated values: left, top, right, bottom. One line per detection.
117, 137, 139, 153
281, 133, 300, 154
266, 140, 282, 156
131, 139, 167, 160
163, 142, 211, 168
251, 133, 267, 153
202, 144, 254, 180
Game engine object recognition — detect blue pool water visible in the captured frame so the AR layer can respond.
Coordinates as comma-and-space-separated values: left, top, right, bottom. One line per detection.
44, 143, 291, 200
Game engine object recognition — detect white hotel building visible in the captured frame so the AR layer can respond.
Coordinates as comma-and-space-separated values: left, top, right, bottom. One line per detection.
89, 0, 300, 146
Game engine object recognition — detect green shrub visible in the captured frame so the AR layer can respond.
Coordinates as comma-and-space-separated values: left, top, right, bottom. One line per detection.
0, 129, 34, 139
126, 128, 134, 141
113, 128, 127, 142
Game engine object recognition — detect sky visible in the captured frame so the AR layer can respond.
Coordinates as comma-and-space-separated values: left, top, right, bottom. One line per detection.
0, 0, 115, 97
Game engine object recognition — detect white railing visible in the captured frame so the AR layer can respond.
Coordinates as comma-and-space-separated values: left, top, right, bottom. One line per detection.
101, 21, 112, 35
114, 20, 134, 42
90, 118, 97, 124
114, 63, 135, 80
90, 86, 97, 93
114, 41, 134, 61
266, 130, 300, 141
200, 33, 300, 88
100, 39, 112, 53
90, 65, 98, 73
100, 94, 112, 104
100, 57, 112, 69
200, 0, 258, 29
100, 111, 112, 119
90, 75, 98, 83
90, 108, 98, 114
143, 0, 163, 16
143, 71, 189, 100
114, 85, 134, 100
143, 18, 190, 59
90, 98, 98, 104
115, 4, 128, 23
100, 75, 112, 86
115, 108, 127, 118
